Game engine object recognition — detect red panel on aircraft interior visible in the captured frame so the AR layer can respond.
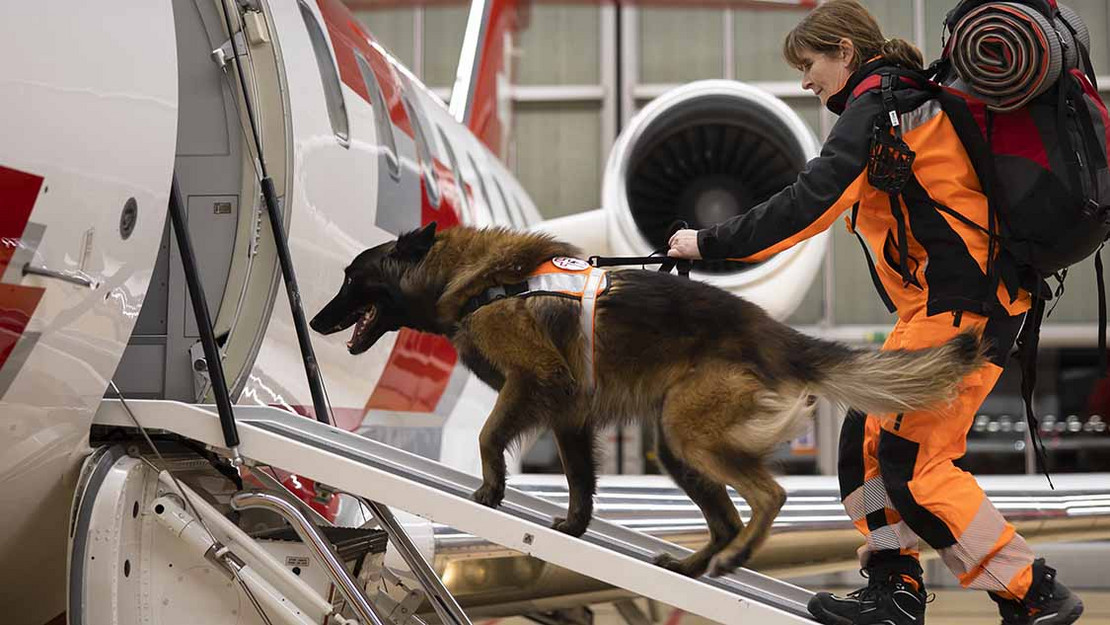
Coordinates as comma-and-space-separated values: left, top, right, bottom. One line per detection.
0, 165, 45, 372
364, 328, 458, 413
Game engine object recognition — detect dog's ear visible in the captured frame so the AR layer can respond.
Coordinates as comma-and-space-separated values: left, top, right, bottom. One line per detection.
393, 221, 437, 261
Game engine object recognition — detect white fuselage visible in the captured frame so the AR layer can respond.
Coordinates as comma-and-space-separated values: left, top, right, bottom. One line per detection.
0, 1, 531, 621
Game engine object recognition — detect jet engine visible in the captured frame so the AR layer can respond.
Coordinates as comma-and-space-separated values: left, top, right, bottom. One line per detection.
539, 80, 827, 320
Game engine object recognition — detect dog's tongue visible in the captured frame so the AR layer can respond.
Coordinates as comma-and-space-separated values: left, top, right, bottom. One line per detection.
347, 306, 378, 349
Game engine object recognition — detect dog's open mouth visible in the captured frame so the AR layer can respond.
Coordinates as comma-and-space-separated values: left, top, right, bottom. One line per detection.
347, 305, 380, 354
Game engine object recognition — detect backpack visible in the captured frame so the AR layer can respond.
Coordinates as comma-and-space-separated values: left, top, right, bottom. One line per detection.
866, 0, 1110, 484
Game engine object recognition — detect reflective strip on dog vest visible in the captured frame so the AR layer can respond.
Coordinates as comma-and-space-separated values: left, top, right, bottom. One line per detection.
464, 257, 609, 390
578, 267, 606, 391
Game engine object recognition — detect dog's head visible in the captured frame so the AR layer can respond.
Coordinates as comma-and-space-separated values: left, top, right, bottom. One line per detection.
310, 222, 437, 355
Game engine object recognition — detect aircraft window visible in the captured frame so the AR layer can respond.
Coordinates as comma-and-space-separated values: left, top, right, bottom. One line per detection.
437, 126, 471, 218
491, 176, 520, 227
466, 153, 499, 225
298, 0, 349, 147
399, 86, 441, 209
355, 53, 401, 181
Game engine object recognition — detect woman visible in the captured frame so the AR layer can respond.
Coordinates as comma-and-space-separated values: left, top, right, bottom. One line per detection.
667, 2, 1083, 624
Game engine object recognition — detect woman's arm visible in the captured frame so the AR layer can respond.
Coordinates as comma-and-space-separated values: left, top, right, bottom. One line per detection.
673, 91, 883, 262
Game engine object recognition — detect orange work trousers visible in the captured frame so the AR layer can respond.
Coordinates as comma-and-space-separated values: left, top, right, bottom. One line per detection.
837, 309, 1035, 600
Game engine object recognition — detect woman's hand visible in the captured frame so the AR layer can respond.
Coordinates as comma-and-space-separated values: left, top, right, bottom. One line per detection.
667, 229, 702, 259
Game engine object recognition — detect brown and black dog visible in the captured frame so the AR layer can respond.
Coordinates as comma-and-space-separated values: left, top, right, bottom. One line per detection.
311, 223, 983, 577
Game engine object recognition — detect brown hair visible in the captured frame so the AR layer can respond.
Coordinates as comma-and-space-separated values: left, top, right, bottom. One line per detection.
783, 0, 922, 72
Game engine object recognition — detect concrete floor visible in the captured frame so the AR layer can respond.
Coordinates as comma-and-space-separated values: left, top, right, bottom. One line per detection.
473, 543, 1110, 624
476, 591, 1110, 625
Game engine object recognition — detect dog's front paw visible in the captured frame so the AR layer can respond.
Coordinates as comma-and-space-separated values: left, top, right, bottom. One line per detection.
472, 483, 505, 508
551, 516, 589, 537
652, 552, 705, 577
707, 547, 751, 578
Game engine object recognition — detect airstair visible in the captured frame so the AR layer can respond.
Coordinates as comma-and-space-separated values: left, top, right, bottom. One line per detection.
94, 399, 817, 624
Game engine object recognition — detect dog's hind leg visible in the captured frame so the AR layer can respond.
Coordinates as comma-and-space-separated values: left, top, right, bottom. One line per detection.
551, 424, 597, 537
652, 421, 743, 577
701, 456, 785, 577
658, 366, 791, 577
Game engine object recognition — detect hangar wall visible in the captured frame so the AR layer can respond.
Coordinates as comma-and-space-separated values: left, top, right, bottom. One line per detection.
352, 1, 1110, 330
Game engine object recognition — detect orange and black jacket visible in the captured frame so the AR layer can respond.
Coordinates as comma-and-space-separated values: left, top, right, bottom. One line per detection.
697, 59, 1030, 319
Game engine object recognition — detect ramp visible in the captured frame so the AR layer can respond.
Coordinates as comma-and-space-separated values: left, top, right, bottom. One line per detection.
95, 400, 816, 624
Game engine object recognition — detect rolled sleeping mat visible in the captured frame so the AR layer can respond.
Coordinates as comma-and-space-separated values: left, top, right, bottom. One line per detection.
948, 2, 1066, 111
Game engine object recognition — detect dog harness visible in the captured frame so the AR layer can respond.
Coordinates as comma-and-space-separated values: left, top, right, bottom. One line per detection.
461, 257, 609, 390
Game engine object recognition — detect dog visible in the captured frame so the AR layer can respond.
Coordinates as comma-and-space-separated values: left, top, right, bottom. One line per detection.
310, 223, 984, 577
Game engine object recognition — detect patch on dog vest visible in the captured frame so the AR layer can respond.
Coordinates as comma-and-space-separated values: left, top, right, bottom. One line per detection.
462, 258, 609, 391
552, 256, 590, 271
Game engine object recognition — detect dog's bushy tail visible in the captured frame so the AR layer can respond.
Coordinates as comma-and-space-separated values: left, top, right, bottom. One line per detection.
800, 332, 985, 415
729, 388, 818, 456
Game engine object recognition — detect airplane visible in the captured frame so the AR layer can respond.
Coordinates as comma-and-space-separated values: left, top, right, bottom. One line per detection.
3, 1, 1106, 624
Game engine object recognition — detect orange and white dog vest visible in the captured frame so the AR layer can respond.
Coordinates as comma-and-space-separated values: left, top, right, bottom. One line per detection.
464, 257, 609, 390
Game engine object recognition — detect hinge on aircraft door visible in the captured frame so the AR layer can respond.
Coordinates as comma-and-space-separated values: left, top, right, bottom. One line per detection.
211, 6, 269, 69
211, 30, 249, 68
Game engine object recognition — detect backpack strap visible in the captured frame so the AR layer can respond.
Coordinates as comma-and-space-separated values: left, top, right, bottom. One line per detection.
881, 73, 903, 134
1057, 16, 1098, 89
1068, 72, 1109, 202
1097, 244, 1107, 374
1016, 296, 1055, 488
934, 90, 1029, 301
878, 74, 916, 288
1056, 76, 1088, 206
984, 110, 1003, 307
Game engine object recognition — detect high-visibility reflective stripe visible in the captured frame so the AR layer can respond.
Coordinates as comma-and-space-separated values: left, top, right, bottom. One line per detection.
528, 272, 589, 295
900, 99, 942, 133
865, 521, 920, 554
579, 267, 606, 391
938, 497, 1035, 593
844, 477, 892, 522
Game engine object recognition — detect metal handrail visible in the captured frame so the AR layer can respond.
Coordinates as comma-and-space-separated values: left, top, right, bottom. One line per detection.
230, 491, 389, 625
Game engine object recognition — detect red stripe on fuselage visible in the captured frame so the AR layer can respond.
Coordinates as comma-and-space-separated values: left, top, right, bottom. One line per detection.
0, 165, 45, 372
317, 0, 413, 134
315, 0, 461, 231
315, 0, 465, 420
468, 0, 519, 158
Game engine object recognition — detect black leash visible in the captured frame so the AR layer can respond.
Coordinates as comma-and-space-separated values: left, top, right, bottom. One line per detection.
587, 220, 694, 278
588, 253, 692, 277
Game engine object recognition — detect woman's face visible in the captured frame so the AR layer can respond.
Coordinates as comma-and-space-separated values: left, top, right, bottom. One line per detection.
798, 42, 854, 105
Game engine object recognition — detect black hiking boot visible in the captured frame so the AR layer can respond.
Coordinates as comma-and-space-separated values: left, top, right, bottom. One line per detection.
990, 559, 1084, 625
808, 555, 929, 625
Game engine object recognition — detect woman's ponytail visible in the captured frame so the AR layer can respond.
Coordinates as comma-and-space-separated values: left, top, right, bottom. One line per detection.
881, 37, 924, 71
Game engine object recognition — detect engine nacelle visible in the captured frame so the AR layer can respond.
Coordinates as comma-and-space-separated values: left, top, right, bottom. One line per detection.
602, 80, 827, 320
